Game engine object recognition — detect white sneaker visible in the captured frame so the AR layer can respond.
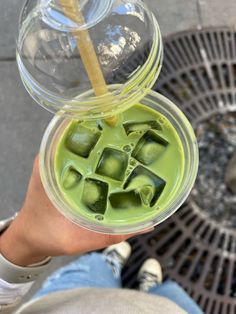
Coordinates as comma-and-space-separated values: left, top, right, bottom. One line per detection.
103, 242, 132, 278
138, 258, 163, 292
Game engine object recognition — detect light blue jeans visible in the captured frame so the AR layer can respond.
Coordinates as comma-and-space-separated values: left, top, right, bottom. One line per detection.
34, 253, 203, 314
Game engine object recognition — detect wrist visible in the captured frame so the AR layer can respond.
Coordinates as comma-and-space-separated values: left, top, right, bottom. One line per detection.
0, 217, 47, 267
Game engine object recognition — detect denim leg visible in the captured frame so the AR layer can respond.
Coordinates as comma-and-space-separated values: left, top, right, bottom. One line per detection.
149, 280, 204, 314
34, 253, 121, 299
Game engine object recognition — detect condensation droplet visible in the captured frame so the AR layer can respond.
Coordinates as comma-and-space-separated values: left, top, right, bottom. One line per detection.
95, 215, 104, 221
123, 145, 131, 152
130, 159, 136, 166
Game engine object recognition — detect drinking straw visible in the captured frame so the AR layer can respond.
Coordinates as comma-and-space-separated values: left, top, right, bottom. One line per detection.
60, 0, 117, 126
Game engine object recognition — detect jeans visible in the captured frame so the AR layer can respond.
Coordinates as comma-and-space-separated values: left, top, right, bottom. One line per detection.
34, 253, 203, 314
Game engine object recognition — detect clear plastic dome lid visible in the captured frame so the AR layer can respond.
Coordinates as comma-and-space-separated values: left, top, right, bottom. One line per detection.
17, 0, 163, 120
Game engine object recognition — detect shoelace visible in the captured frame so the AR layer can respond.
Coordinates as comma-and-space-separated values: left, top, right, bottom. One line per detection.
139, 271, 159, 292
104, 251, 125, 279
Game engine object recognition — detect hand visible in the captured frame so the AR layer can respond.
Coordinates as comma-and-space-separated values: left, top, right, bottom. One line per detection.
0, 157, 148, 266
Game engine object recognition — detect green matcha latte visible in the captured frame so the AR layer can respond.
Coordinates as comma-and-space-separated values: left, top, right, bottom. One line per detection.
54, 103, 185, 227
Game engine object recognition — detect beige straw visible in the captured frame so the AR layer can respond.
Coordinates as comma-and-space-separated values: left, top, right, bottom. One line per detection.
60, 0, 117, 126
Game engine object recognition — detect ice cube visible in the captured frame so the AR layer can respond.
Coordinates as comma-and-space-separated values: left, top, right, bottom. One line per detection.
66, 123, 101, 158
96, 148, 128, 181
124, 166, 166, 206
124, 120, 162, 136
132, 130, 168, 165
62, 167, 82, 190
109, 191, 142, 209
126, 174, 155, 206
82, 179, 108, 214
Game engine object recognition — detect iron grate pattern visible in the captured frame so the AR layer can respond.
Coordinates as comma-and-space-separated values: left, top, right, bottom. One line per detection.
122, 27, 236, 314
156, 27, 236, 127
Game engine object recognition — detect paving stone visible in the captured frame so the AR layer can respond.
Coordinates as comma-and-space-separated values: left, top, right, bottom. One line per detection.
0, 61, 50, 219
146, 0, 200, 36
0, 0, 25, 59
198, 0, 236, 28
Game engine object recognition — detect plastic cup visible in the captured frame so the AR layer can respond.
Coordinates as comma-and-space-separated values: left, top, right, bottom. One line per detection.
39, 92, 199, 234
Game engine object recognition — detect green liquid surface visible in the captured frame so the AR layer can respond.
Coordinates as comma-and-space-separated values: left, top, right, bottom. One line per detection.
54, 104, 185, 227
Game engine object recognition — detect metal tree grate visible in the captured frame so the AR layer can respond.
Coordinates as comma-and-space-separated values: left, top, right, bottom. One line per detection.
122, 27, 236, 314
